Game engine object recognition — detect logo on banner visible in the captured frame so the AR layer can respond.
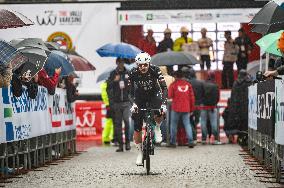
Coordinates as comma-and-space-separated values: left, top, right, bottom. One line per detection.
10, 87, 48, 114
37, 10, 57, 25
15, 124, 31, 140
257, 92, 275, 120
37, 10, 82, 26
76, 111, 96, 127
47, 32, 73, 50
59, 10, 82, 25
195, 13, 213, 21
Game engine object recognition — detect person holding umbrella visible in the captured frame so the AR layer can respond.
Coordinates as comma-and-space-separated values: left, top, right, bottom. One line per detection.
36, 67, 61, 95
107, 58, 132, 152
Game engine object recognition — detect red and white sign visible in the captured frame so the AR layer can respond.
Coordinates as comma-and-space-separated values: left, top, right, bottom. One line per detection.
75, 101, 105, 141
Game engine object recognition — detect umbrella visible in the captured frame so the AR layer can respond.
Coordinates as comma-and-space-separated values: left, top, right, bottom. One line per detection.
251, 22, 284, 35
247, 60, 266, 78
256, 30, 284, 56
44, 42, 61, 51
68, 54, 96, 71
250, 1, 284, 25
0, 9, 34, 29
96, 63, 136, 83
151, 51, 200, 66
17, 47, 48, 82
44, 50, 75, 77
0, 40, 28, 70
10, 38, 50, 55
96, 42, 141, 59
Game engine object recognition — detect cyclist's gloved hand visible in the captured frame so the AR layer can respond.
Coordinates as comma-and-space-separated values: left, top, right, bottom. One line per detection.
160, 104, 167, 114
130, 103, 138, 113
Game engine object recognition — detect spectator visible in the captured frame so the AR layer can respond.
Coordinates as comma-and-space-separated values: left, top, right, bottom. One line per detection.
159, 66, 175, 144
138, 29, 157, 56
0, 63, 12, 88
200, 71, 222, 145
182, 67, 204, 144
157, 28, 173, 53
235, 28, 253, 71
229, 70, 252, 137
197, 28, 215, 70
101, 81, 114, 144
222, 30, 239, 89
65, 73, 79, 103
107, 58, 131, 152
168, 70, 195, 148
173, 26, 193, 51
222, 98, 238, 143
37, 67, 61, 95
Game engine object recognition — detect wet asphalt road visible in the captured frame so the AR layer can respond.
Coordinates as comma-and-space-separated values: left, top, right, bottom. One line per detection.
9, 144, 272, 188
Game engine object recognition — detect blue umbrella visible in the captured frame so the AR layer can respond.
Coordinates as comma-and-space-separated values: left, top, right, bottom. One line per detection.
96, 63, 136, 83
44, 50, 75, 77
96, 42, 141, 59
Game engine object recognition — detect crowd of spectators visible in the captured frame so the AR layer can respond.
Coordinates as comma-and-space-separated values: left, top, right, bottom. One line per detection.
102, 26, 257, 150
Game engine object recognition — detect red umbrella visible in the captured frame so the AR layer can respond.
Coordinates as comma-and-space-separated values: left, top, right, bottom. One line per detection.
0, 9, 34, 29
68, 54, 96, 71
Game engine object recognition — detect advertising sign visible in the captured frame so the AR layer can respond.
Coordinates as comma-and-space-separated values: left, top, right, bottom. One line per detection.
248, 84, 258, 130
275, 79, 284, 144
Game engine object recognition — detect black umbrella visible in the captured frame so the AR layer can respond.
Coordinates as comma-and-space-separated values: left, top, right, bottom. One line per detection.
250, 1, 284, 25
10, 38, 50, 55
251, 22, 284, 35
17, 47, 48, 82
151, 51, 200, 66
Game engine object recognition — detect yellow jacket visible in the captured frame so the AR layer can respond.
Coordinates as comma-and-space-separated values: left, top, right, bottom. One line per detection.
100, 81, 109, 106
173, 37, 193, 51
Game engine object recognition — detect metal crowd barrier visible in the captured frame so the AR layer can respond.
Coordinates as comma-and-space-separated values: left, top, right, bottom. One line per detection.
0, 130, 76, 180
246, 80, 284, 183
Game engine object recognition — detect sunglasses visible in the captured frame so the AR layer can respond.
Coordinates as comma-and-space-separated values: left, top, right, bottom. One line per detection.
138, 63, 149, 68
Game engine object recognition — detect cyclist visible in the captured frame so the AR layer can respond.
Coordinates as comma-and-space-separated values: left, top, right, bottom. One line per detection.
128, 52, 168, 166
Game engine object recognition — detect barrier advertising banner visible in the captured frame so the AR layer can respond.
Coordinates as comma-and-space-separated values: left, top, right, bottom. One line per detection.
275, 80, 284, 144
257, 80, 275, 137
248, 84, 258, 130
0, 87, 75, 143
75, 101, 104, 141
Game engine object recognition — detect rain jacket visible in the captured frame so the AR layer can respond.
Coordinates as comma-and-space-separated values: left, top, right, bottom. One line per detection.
173, 37, 193, 51
168, 79, 195, 112
100, 81, 114, 143
38, 69, 59, 94
107, 67, 130, 104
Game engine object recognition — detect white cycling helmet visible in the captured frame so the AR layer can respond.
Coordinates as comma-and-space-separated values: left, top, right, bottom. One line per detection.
135, 52, 151, 64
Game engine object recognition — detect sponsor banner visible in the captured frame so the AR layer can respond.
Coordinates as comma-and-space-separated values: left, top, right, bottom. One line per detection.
0, 3, 120, 95
118, 8, 260, 25
48, 88, 76, 133
275, 80, 284, 144
0, 87, 75, 143
257, 80, 275, 137
248, 84, 258, 130
75, 101, 104, 140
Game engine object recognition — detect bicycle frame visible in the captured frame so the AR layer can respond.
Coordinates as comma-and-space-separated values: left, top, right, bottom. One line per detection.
140, 108, 160, 175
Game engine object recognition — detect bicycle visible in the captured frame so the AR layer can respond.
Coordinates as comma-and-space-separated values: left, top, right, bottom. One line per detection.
140, 108, 162, 175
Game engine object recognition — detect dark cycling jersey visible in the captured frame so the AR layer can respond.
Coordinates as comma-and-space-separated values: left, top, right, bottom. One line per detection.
128, 64, 168, 105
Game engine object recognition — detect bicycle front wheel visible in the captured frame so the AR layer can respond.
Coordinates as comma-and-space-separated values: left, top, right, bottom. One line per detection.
145, 127, 151, 175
